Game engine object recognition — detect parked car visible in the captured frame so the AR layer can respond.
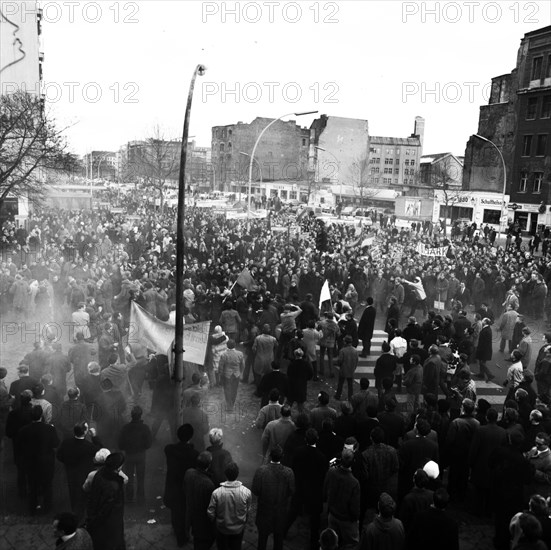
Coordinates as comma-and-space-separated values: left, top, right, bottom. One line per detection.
341, 206, 355, 216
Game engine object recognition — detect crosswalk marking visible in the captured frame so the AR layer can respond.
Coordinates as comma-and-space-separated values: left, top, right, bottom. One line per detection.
349, 330, 505, 407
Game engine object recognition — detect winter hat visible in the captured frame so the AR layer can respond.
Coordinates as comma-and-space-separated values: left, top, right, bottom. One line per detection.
423, 460, 440, 479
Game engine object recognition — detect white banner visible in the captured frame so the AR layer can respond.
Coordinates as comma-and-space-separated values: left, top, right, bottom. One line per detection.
416, 243, 449, 257
129, 302, 211, 366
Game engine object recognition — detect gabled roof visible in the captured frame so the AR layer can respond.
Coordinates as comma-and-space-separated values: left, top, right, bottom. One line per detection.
420, 152, 464, 166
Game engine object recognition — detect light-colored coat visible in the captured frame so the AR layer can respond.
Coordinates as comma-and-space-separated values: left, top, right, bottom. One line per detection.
499, 309, 519, 340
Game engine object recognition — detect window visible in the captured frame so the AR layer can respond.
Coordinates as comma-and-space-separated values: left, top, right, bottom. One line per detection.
385, 158, 393, 165
395, 149, 400, 155
371, 167, 379, 174
483, 209, 501, 224
532, 56, 543, 80
386, 149, 393, 155
394, 168, 400, 174
219, 143, 224, 153
302, 138, 306, 146
526, 97, 538, 120
384, 167, 392, 174
534, 172, 543, 193
227, 142, 232, 151
536, 134, 548, 156
374, 177, 379, 184
547, 54, 551, 78
519, 171, 528, 192
290, 191, 297, 200
543, 96, 551, 118
406, 149, 411, 155
522, 135, 533, 156
228, 129, 232, 136
394, 178, 399, 184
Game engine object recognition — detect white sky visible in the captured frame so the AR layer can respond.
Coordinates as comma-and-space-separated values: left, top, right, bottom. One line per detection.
38, 0, 551, 156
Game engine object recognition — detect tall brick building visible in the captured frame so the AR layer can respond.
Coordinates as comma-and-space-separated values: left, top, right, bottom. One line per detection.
463, 25, 551, 233
211, 118, 310, 190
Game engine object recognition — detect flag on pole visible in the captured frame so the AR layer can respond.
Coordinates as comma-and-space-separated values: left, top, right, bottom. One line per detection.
236, 268, 257, 291
319, 279, 331, 309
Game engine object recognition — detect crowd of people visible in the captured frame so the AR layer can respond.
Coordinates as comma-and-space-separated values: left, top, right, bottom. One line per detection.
2, 192, 551, 550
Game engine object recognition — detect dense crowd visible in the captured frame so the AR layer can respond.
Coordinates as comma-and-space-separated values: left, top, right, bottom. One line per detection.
2, 192, 551, 550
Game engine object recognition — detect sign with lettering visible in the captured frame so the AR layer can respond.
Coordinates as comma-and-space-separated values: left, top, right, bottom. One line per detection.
416, 243, 449, 257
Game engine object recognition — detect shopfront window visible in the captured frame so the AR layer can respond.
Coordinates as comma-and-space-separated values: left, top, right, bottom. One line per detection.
483, 209, 501, 224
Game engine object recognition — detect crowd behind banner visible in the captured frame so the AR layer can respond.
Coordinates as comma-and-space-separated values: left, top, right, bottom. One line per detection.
2, 188, 551, 550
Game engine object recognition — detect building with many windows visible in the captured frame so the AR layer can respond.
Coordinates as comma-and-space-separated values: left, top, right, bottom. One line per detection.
463, 25, 551, 233
368, 116, 425, 195
211, 118, 310, 190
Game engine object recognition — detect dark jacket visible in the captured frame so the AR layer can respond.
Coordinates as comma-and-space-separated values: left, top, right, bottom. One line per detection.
362, 443, 399, 507
292, 445, 328, 513
398, 487, 433, 532
358, 305, 376, 341
17, 420, 60, 475
286, 359, 313, 404
358, 515, 405, 550
163, 441, 199, 508
377, 411, 406, 449
183, 467, 216, 540
252, 462, 295, 533
476, 325, 493, 361
258, 370, 289, 407
118, 418, 153, 455
206, 443, 232, 487
57, 435, 102, 475
468, 422, 507, 488
85, 467, 125, 550
407, 507, 459, 550
323, 465, 361, 521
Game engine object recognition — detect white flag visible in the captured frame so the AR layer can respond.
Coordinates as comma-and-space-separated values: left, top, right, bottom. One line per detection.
319, 279, 331, 309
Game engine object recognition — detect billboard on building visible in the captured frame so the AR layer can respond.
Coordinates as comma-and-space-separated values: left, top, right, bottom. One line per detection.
405, 199, 421, 218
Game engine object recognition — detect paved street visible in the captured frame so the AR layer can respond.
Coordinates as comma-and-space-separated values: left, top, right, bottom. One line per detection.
1, 307, 545, 549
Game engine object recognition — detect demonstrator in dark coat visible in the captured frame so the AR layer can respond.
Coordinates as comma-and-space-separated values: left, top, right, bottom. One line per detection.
163, 424, 199, 547
358, 297, 376, 356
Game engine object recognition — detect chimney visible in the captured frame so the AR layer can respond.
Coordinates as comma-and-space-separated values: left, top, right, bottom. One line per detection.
413, 116, 425, 149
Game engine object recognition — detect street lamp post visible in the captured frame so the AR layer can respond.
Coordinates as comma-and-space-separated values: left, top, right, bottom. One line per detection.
247, 111, 318, 228
240, 151, 262, 204
314, 146, 340, 205
97, 153, 109, 180
174, 64, 206, 423
472, 134, 508, 243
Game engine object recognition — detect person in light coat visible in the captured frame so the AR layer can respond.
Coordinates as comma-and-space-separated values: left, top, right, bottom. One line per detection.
334, 335, 359, 402
499, 304, 519, 354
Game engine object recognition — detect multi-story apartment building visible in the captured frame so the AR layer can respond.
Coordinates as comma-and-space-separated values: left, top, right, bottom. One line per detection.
83, 151, 117, 180
463, 25, 551, 233
367, 117, 425, 195
211, 117, 310, 190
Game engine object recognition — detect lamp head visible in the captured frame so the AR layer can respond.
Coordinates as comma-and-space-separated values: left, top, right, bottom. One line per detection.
197, 65, 207, 76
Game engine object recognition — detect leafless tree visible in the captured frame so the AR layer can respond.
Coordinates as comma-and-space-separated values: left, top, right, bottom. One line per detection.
121, 125, 180, 210
348, 154, 380, 209
415, 156, 463, 232
0, 91, 78, 210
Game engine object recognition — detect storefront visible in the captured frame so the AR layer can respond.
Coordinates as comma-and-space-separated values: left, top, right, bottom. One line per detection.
432, 191, 510, 230
508, 202, 542, 234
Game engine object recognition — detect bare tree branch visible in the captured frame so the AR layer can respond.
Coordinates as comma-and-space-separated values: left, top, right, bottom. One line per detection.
0, 91, 79, 209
